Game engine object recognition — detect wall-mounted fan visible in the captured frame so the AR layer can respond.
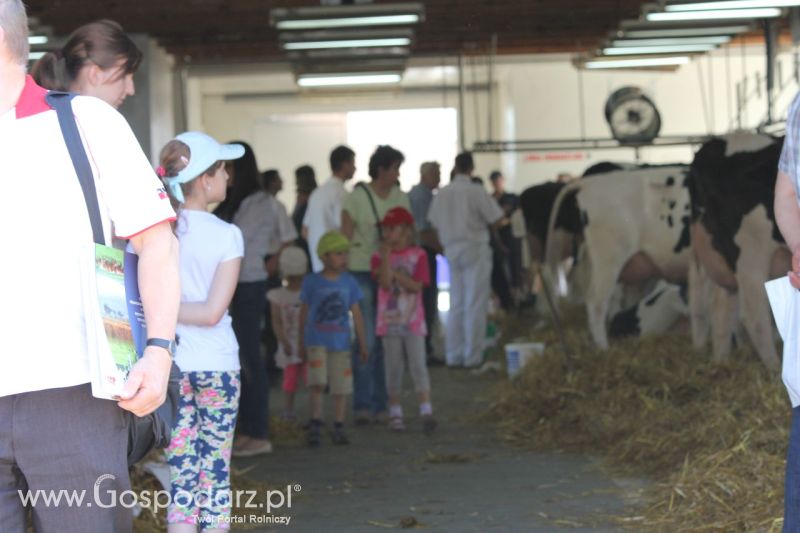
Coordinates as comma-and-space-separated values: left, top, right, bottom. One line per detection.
604, 87, 661, 145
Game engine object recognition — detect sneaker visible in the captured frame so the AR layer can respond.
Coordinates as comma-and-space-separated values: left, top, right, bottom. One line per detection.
388, 416, 406, 432
422, 415, 437, 435
354, 410, 371, 426
330, 425, 350, 445
232, 438, 273, 457
307, 420, 322, 447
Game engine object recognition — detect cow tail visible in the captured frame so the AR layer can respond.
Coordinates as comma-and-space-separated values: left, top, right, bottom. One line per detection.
543, 179, 583, 284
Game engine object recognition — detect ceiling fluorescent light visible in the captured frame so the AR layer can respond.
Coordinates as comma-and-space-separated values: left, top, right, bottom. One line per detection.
584, 56, 691, 69
284, 37, 410, 50
624, 25, 750, 38
28, 51, 46, 60
666, 1, 800, 11
277, 14, 419, 30
28, 35, 48, 45
647, 8, 782, 21
297, 72, 402, 87
612, 37, 731, 46
603, 44, 716, 54
287, 46, 409, 60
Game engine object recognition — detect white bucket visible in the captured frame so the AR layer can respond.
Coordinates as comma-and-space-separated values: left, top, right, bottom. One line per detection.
505, 342, 546, 378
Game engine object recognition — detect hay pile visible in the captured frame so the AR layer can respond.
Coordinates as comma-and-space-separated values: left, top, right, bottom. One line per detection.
487, 308, 790, 531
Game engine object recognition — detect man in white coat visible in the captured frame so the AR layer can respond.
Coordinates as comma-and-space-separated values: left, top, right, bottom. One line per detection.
429, 152, 504, 368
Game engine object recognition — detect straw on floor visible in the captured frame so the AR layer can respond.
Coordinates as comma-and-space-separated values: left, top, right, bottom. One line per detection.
486, 307, 789, 532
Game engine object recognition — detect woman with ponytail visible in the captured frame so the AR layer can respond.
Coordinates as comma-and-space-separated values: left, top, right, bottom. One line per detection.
31, 19, 140, 109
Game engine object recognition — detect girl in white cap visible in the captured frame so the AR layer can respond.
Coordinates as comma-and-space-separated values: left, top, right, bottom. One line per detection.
267, 245, 310, 422
158, 132, 246, 532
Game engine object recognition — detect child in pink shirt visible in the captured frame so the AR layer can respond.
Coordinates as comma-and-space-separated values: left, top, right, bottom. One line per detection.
371, 207, 436, 434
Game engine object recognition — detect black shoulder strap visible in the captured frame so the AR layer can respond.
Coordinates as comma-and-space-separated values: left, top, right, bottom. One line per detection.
45, 91, 105, 245
356, 182, 381, 225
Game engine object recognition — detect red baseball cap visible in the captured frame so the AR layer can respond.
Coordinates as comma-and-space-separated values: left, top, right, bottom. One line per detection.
381, 206, 414, 227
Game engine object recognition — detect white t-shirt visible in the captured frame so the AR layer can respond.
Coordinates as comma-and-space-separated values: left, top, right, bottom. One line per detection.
233, 191, 298, 282
266, 286, 302, 368
175, 210, 243, 372
302, 177, 347, 272
1, 76, 176, 397
428, 174, 504, 248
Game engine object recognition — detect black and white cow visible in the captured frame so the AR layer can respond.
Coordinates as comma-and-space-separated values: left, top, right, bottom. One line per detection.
688, 132, 789, 371
544, 165, 693, 349
517, 163, 636, 309
518, 181, 579, 273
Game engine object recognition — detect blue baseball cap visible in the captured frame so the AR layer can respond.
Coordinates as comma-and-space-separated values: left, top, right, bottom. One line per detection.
163, 132, 244, 203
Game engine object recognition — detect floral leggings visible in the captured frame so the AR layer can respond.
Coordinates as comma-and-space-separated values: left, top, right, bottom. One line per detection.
165, 371, 240, 529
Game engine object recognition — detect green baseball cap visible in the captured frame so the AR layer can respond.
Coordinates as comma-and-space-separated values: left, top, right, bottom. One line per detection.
317, 230, 351, 259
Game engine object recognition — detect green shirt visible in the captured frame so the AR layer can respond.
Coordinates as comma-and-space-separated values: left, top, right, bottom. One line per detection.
343, 183, 411, 271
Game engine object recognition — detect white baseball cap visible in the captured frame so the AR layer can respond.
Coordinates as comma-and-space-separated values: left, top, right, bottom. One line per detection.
279, 246, 309, 277
163, 131, 244, 203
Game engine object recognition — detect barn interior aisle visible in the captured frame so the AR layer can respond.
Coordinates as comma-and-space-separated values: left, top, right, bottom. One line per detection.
19, 1, 800, 532
229, 359, 645, 532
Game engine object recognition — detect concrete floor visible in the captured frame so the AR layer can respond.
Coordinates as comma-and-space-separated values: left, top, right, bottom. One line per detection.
232, 364, 646, 532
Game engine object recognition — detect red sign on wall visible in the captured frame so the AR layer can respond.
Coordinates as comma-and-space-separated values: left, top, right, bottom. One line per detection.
524, 152, 588, 162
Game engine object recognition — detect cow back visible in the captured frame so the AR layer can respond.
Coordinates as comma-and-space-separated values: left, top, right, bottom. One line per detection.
574, 165, 692, 280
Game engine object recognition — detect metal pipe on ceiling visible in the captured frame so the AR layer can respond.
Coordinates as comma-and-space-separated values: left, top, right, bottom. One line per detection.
458, 52, 466, 151
472, 134, 720, 152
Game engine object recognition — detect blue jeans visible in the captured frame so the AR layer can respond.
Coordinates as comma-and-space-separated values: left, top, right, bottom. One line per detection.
351, 271, 387, 414
786, 406, 800, 532
231, 281, 269, 439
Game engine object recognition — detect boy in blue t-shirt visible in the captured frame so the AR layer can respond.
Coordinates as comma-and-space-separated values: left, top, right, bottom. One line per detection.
299, 230, 368, 446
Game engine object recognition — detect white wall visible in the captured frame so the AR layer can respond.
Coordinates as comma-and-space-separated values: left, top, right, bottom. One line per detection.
252, 113, 347, 205
486, 45, 799, 192
195, 72, 471, 208
346, 108, 459, 192
183, 42, 800, 200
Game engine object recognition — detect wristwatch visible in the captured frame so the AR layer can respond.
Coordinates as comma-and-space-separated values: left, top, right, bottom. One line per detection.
146, 338, 177, 357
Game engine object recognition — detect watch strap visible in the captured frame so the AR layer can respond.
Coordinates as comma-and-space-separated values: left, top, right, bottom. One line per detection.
146, 338, 176, 356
